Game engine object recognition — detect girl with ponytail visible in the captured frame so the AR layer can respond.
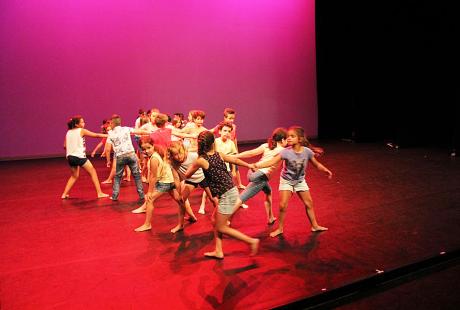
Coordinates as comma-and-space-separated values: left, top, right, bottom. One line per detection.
62, 115, 109, 199
234, 127, 288, 224
184, 131, 259, 258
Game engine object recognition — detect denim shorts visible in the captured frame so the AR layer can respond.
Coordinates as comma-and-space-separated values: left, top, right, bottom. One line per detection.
218, 187, 239, 215
155, 182, 176, 193
279, 178, 309, 192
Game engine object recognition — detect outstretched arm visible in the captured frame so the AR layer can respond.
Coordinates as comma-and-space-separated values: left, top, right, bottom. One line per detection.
220, 153, 255, 170
236, 145, 265, 159
81, 128, 107, 139
310, 156, 332, 178
184, 158, 206, 179
254, 154, 281, 169
171, 127, 197, 139
132, 128, 151, 136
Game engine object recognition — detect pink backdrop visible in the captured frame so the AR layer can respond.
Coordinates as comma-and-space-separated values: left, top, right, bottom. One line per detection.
0, 0, 317, 159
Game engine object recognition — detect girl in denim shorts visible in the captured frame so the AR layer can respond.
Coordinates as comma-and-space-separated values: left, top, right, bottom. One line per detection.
184, 131, 259, 259
133, 137, 186, 234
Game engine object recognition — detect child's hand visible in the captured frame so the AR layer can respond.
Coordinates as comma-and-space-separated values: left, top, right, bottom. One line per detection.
326, 169, 333, 179
106, 161, 111, 168
312, 146, 324, 157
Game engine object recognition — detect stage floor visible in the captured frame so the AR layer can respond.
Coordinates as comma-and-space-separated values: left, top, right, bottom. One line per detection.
0, 141, 459, 309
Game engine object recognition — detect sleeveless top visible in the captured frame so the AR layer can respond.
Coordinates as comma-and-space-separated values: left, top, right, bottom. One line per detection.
258, 143, 284, 178
202, 152, 234, 198
66, 128, 86, 158
149, 152, 174, 183
178, 151, 205, 183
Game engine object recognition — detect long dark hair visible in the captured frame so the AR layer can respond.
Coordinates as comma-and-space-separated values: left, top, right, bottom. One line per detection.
198, 131, 215, 156
267, 127, 287, 150
67, 115, 83, 129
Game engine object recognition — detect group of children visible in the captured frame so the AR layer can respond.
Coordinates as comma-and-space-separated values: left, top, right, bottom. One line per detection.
62, 108, 333, 258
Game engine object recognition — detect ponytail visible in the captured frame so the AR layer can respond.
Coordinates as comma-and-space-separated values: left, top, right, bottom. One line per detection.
197, 131, 214, 156
267, 127, 287, 150
67, 115, 83, 129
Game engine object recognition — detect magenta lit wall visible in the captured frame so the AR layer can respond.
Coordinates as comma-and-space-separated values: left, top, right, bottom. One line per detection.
0, 0, 317, 159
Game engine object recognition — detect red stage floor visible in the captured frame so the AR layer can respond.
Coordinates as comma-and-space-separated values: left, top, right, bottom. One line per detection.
0, 141, 459, 309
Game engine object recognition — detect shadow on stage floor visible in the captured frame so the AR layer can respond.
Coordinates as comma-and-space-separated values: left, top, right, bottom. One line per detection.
0, 141, 459, 309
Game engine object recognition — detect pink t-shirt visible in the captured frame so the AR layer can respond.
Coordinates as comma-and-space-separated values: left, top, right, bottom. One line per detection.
150, 128, 172, 148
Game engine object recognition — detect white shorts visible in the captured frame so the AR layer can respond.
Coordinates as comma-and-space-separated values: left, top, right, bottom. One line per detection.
279, 178, 309, 192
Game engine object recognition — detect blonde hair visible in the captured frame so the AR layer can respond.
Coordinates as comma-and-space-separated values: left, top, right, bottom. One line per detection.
168, 141, 186, 167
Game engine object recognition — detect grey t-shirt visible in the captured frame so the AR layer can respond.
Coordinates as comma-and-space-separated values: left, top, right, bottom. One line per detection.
280, 147, 314, 184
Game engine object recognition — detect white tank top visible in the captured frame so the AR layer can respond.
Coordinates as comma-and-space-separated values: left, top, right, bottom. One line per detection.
178, 151, 205, 183
66, 128, 86, 158
258, 143, 284, 177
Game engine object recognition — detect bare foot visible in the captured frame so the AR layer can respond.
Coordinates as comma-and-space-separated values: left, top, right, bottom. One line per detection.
61, 194, 69, 199
134, 224, 152, 232
270, 228, 283, 237
198, 207, 205, 215
311, 225, 328, 232
204, 251, 224, 259
97, 193, 109, 199
238, 184, 246, 190
170, 225, 184, 233
101, 179, 112, 184
268, 217, 277, 225
241, 203, 249, 209
131, 205, 146, 214
123, 178, 131, 182
91, 152, 96, 158
250, 238, 260, 256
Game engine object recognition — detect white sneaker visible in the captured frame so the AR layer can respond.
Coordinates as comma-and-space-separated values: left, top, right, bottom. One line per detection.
241, 204, 249, 209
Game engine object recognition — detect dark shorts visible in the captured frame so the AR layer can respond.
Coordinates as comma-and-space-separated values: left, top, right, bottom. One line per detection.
184, 178, 209, 188
67, 155, 88, 167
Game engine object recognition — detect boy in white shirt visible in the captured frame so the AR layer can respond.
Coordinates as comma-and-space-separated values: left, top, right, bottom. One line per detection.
106, 114, 150, 202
